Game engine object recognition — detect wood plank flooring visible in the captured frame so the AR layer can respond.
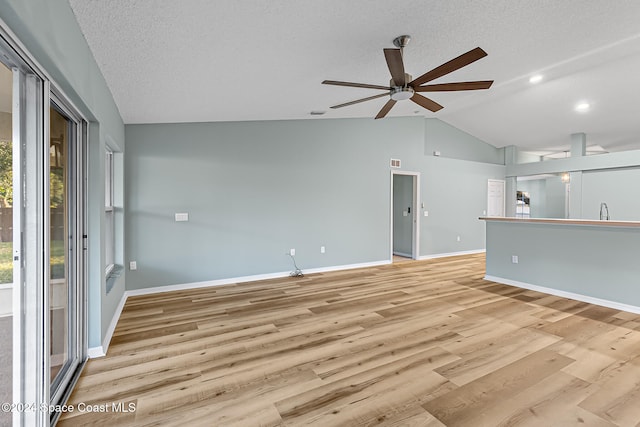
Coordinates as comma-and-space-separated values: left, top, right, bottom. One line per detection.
58, 254, 640, 426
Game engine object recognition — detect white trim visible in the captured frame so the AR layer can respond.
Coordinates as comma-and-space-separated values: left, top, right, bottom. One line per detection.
87, 290, 127, 358
484, 275, 640, 315
126, 260, 392, 297
299, 260, 391, 275
87, 346, 106, 359
126, 271, 293, 297
418, 249, 486, 261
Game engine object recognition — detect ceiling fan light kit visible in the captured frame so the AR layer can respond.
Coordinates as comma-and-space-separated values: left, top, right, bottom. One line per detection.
323, 35, 494, 119
390, 86, 414, 101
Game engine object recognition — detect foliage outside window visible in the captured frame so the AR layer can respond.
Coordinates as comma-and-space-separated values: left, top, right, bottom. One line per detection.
0, 140, 11, 284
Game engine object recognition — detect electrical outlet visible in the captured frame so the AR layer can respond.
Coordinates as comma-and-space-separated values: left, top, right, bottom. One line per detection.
289, 248, 295, 256
320, 246, 325, 254
129, 261, 137, 270
512, 255, 519, 264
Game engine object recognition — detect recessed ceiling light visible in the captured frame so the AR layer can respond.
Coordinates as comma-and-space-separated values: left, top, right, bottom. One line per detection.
575, 102, 590, 112
529, 75, 543, 84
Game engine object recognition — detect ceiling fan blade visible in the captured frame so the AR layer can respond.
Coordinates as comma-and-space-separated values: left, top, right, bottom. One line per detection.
410, 93, 444, 112
375, 99, 397, 119
410, 47, 488, 87
414, 80, 494, 92
384, 48, 406, 86
323, 80, 391, 91
330, 92, 389, 109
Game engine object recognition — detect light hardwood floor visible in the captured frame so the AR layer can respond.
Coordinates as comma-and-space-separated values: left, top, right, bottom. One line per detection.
58, 254, 640, 426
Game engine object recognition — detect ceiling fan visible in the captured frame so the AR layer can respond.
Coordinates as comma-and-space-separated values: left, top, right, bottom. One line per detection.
322, 35, 493, 119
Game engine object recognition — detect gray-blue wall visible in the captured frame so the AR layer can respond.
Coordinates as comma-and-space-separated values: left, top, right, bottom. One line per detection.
485, 220, 640, 310
581, 167, 640, 221
125, 117, 505, 290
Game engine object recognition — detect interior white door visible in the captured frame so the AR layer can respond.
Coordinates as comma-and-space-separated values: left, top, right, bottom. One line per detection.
487, 179, 506, 217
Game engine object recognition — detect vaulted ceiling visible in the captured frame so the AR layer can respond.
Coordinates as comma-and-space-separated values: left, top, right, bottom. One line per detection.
68, 0, 640, 154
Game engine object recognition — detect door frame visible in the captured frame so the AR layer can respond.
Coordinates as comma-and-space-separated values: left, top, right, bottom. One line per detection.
390, 170, 420, 261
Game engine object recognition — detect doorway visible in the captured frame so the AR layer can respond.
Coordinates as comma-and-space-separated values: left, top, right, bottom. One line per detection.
391, 171, 420, 261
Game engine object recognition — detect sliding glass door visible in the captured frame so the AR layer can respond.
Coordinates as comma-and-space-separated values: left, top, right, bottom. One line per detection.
0, 29, 87, 426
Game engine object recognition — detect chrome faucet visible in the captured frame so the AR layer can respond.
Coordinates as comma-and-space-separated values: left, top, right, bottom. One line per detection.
599, 202, 609, 220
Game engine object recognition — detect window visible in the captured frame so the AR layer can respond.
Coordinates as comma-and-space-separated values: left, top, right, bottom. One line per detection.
105, 149, 114, 276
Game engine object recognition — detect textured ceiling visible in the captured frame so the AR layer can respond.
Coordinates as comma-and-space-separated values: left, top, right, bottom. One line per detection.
68, 0, 640, 153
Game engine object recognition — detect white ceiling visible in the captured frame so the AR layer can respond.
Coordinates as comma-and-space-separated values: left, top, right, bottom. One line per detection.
68, 0, 640, 153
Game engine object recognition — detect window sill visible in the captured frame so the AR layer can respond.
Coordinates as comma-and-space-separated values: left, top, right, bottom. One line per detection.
106, 264, 124, 294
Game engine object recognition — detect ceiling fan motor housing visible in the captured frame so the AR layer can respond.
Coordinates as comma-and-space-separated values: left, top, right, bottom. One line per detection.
390, 72, 414, 101
390, 86, 415, 101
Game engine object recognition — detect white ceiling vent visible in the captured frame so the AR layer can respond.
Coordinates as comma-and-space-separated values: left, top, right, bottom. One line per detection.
390, 158, 401, 168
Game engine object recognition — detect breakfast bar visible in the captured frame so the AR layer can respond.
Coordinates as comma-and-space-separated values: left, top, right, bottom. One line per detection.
480, 217, 640, 313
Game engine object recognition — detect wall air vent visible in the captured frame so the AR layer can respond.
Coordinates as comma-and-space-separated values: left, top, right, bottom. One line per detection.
390, 158, 401, 168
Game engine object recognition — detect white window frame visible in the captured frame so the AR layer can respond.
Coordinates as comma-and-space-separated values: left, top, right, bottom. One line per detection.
105, 149, 115, 277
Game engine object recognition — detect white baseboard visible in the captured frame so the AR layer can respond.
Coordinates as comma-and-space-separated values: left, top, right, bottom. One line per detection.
126, 260, 392, 297
302, 260, 391, 275
418, 249, 485, 261
484, 275, 640, 315
87, 290, 128, 358
87, 346, 105, 359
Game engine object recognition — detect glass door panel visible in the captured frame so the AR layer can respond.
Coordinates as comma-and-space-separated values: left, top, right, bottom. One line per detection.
49, 105, 71, 386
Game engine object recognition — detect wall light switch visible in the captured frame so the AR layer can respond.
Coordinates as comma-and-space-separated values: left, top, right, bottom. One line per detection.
320, 246, 325, 254
129, 261, 137, 270
403, 211, 408, 217
290, 248, 295, 256
175, 213, 189, 222
456, 236, 461, 242
424, 211, 429, 217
